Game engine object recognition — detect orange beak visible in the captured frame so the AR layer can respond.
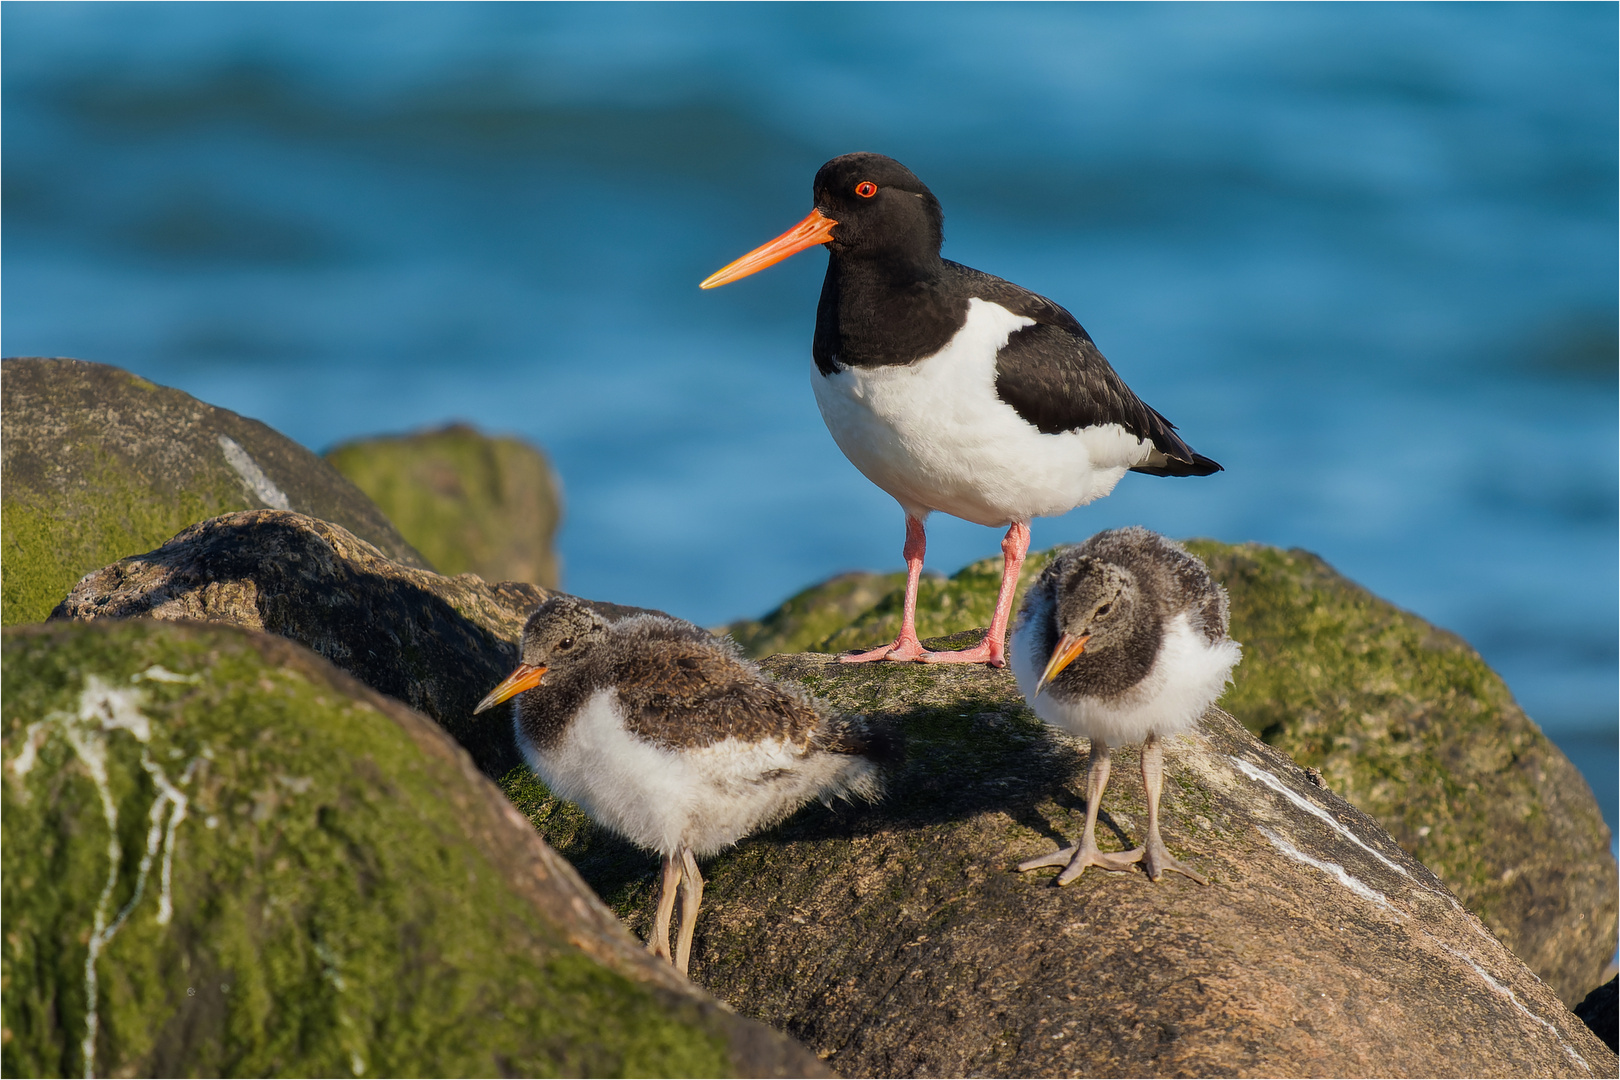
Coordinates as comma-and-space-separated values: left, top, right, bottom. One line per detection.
1034, 633, 1090, 697
700, 208, 839, 289
473, 663, 546, 714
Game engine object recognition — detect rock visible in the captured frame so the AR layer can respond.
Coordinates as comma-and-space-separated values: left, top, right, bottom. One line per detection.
728, 542, 1618, 1006
1186, 541, 1617, 1006
1576, 978, 1618, 1052
1, 619, 825, 1078
1, 357, 427, 628
50, 510, 607, 779
737, 551, 1055, 659
726, 570, 908, 657
526, 645, 1614, 1077
50, 510, 651, 780
325, 423, 563, 588
43, 513, 1614, 1073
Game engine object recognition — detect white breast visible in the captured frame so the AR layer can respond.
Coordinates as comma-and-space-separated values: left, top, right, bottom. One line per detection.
811, 297, 1155, 527
517, 689, 878, 858
1010, 609, 1241, 747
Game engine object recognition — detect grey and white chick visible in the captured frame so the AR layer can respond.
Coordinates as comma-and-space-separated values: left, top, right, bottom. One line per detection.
476, 595, 897, 973
1010, 527, 1240, 885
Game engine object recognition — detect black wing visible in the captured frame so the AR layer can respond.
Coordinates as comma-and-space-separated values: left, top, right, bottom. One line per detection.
956, 263, 1222, 476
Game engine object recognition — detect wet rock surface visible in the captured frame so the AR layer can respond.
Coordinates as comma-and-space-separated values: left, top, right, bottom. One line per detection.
49, 510, 649, 780
596, 648, 1608, 1078
731, 543, 1618, 1006
1, 357, 426, 627
326, 422, 564, 589
1, 620, 826, 1078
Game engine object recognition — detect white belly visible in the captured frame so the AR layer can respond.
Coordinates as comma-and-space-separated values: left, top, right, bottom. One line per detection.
811, 298, 1154, 527
1009, 609, 1242, 746
517, 689, 876, 858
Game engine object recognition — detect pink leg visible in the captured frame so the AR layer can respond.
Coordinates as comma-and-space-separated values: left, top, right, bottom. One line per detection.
921, 520, 1031, 668
842, 515, 929, 663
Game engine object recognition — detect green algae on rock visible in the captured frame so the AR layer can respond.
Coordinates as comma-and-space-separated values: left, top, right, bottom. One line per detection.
1, 357, 427, 627
50, 510, 657, 782
326, 423, 563, 588
726, 541, 1617, 1007
505, 644, 1614, 1078
1182, 539, 1617, 1006
729, 549, 1060, 660
725, 570, 908, 657
1, 620, 825, 1079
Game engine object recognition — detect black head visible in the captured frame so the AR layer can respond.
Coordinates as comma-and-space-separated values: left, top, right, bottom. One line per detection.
700, 151, 944, 289
811, 152, 945, 264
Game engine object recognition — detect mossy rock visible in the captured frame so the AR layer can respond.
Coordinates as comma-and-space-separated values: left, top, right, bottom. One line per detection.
1183, 540, 1615, 1004
1, 620, 824, 1078
748, 550, 1063, 659
725, 540, 1617, 1006
1, 357, 427, 628
326, 423, 563, 588
726, 570, 909, 657
499, 645, 1614, 1077
50, 510, 658, 782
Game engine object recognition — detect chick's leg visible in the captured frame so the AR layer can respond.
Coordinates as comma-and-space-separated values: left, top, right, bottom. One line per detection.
648, 853, 682, 963
673, 847, 705, 975
1018, 737, 1143, 884
1140, 733, 1209, 885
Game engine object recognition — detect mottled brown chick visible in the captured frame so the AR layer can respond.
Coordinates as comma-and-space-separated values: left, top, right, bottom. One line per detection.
477, 595, 897, 973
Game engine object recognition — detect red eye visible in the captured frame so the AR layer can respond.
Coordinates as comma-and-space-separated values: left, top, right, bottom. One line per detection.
855, 181, 877, 198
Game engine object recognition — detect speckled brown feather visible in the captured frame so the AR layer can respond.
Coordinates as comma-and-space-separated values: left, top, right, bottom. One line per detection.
1076, 527, 1230, 646
605, 625, 826, 751
509, 598, 890, 760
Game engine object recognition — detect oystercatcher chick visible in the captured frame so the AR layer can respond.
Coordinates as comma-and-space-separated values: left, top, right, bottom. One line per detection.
1009, 527, 1239, 885
702, 152, 1221, 667
474, 595, 895, 974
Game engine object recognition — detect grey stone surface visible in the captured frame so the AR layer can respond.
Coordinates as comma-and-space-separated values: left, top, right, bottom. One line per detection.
670, 650, 1613, 1077
2, 357, 425, 627
729, 542, 1620, 1006
45, 512, 1616, 1075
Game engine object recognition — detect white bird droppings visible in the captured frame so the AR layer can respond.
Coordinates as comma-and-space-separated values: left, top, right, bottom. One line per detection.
6, 676, 200, 1079
1256, 826, 1398, 914
217, 433, 291, 510
132, 665, 201, 685
1427, 937, 1593, 1073
1232, 756, 1417, 884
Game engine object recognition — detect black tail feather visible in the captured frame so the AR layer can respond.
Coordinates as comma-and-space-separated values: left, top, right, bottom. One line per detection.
1131, 451, 1223, 477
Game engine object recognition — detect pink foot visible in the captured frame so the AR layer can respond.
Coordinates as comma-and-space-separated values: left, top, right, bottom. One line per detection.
842, 515, 931, 664
840, 634, 927, 663
915, 521, 1027, 669
918, 635, 1006, 667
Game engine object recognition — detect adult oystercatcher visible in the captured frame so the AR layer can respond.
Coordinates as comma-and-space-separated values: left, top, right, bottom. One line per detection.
702, 152, 1221, 666
475, 595, 895, 974
1009, 527, 1240, 885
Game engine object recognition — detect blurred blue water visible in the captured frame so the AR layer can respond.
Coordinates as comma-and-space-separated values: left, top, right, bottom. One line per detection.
4, 3, 1614, 828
